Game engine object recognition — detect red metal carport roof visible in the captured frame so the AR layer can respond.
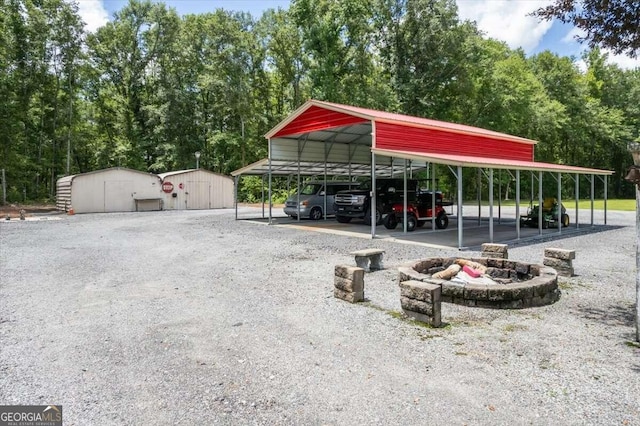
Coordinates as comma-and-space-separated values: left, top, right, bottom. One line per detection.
267, 99, 537, 145
261, 99, 613, 176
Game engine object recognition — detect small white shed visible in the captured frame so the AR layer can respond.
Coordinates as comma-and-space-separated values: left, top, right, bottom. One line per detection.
158, 169, 234, 210
56, 167, 163, 213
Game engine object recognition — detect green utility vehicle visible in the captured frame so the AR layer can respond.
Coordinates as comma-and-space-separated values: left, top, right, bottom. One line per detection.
520, 197, 570, 229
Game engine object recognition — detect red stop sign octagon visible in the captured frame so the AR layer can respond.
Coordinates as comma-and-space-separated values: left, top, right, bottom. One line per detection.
162, 181, 174, 193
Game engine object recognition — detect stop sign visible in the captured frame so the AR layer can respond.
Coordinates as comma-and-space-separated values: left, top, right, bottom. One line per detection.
162, 181, 174, 193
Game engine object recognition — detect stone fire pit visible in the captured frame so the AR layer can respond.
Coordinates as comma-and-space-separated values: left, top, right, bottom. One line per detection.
398, 257, 559, 309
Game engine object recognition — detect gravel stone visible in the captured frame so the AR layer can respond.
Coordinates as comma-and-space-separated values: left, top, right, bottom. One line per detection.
0, 207, 639, 425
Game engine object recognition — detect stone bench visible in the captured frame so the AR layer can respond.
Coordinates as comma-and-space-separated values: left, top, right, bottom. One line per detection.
481, 243, 508, 259
399, 280, 442, 327
543, 248, 575, 277
334, 265, 365, 303
350, 249, 385, 272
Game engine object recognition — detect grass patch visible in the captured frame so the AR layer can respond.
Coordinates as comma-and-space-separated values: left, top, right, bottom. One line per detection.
362, 301, 442, 329
625, 340, 640, 349
563, 279, 593, 290
558, 281, 574, 290
503, 324, 529, 332
387, 310, 404, 320
539, 359, 556, 370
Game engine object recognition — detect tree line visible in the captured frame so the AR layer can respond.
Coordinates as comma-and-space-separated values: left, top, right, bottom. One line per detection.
1, 0, 638, 203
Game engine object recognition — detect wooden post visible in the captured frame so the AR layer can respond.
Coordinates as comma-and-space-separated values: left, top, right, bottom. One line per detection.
627, 142, 640, 342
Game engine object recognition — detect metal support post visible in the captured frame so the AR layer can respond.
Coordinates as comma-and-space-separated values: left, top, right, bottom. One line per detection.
538, 171, 543, 234
557, 173, 562, 234
498, 169, 502, 224
323, 143, 328, 220
489, 168, 494, 242
297, 140, 301, 221
575, 173, 579, 229
371, 152, 377, 239
432, 163, 436, 231
516, 169, 520, 239
457, 166, 463, 249
604, 175, 608, 225
261, 174, 265, 219
403, 160, 408, 233
590, 174, 595, 226
267, 138, 273, 223
477, 168, 481, 226
234, 175, 239, 220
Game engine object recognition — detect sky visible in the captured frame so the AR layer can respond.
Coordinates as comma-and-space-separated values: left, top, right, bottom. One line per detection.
77, 0, 639, 70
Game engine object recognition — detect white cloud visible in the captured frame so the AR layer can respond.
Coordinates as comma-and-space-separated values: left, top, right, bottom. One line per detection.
562, 28, 639, 70
456, 0, 553, 53
72, 0, 109, 33
575, 59, 587, 73
561, 26, 586, 44
603, 50, 640, 70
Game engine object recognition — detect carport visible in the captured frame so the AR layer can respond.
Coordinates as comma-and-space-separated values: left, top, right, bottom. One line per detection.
232, 100, 614, 249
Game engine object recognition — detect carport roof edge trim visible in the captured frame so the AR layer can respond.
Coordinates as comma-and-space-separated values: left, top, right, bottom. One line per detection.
265, 99, 538, 145
231, 158, 268, 176
371, 148, 614, 175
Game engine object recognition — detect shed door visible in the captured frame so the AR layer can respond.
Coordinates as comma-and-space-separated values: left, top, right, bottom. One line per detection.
186, 181, 211, 210
104, 181, 133, 212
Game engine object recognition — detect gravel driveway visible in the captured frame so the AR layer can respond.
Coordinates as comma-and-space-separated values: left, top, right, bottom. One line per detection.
1, 208, 638, 425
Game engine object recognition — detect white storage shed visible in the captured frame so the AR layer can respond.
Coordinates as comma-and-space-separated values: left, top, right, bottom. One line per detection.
158, 169, 234, 210
56, 167, 163, 213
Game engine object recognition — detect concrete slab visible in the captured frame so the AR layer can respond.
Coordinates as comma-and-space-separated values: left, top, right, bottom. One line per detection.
240, 205, 623, 250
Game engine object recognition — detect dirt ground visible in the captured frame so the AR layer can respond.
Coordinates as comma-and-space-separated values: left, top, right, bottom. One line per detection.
0, 203, 58, 219
0, 203, 281, 218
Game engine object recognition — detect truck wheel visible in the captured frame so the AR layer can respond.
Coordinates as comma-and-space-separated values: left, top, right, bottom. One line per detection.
363, 207, 383, 226
310, 207, 322, 220
406, 215, 417, 232
417, 220, 426, 228
562, 214, 570, 227
435, 213, 448, 229
336, 216, 352, 223
384, 214, 398, 230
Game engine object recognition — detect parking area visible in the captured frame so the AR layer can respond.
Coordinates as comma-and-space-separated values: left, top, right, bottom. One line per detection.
242, 204, 615, 249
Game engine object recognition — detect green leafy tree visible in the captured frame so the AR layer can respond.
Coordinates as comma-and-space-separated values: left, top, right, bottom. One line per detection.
86, 0, 180, 171
380, 0, 477, 120
0, 0, 84, 201
255, 8, 308, 120
533, 0, 640, 58
290, 0, 397, 110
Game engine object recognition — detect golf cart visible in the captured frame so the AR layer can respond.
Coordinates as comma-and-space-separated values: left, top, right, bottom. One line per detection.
383, 189, 451, 232
520, 197, 570, 229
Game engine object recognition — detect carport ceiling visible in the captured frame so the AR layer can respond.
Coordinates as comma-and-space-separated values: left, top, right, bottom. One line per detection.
274, 122, 373, 146
230, 157, 426, 177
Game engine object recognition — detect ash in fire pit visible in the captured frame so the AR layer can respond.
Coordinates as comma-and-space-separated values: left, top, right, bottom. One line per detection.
398, 257, 559, 309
